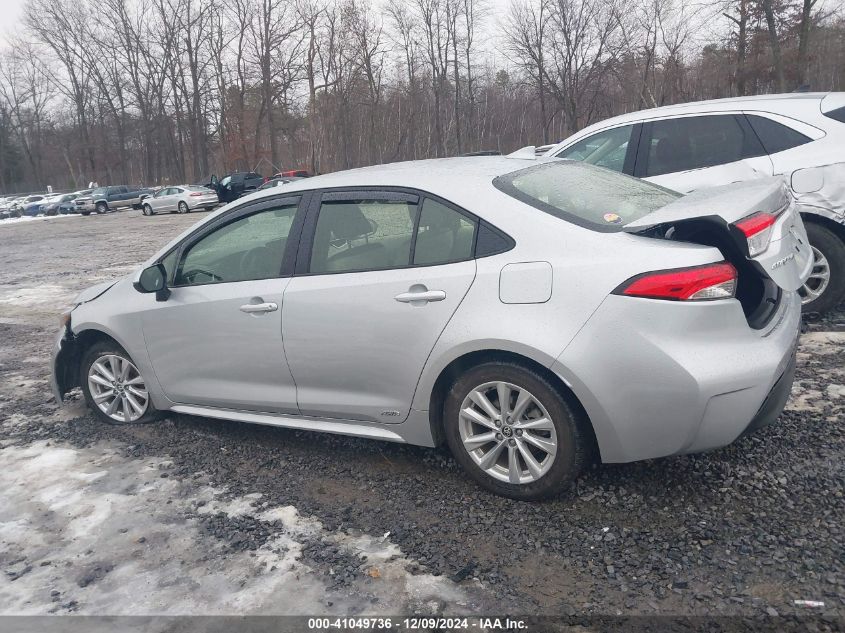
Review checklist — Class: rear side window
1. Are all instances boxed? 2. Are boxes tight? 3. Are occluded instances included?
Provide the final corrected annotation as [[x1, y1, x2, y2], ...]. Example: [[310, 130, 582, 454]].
[[823, 106, 845, 123], [493, 161, 680, 232], [310, 199, 418, 273], [746, 114, 812, 154], [642, 115, 761, 177], [556, 125, 634, 173], [413, 199, 476, 265]]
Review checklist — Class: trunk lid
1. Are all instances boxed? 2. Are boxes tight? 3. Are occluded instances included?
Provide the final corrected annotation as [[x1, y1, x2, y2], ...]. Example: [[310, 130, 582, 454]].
[[625, 178, 813, 292]]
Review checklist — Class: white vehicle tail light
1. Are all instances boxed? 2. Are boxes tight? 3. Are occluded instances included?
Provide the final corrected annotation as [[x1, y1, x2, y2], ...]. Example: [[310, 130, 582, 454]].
[[733, 207, 785, 257], [189, 192, 204, 197], [615, 262, 738, 301]]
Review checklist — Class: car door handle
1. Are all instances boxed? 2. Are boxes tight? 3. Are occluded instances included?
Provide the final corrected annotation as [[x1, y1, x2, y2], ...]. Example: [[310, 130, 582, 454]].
[[394, 289, 446, 304], [239, 302, 278, 314]]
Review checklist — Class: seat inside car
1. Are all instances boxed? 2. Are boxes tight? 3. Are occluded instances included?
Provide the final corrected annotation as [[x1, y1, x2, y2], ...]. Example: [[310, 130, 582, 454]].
[[320, 205, 389, 272], [415, 202, 460, 264], [653, 135, 692, 174]]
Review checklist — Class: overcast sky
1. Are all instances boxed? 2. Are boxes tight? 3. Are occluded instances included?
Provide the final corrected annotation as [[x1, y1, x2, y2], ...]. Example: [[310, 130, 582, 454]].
[[1, 0, 26, 39]]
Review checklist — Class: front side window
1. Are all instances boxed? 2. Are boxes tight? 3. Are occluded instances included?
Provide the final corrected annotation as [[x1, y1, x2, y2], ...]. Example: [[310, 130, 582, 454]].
[[310, 199, 418, 273], [174, 203, 298, 286], [413, 198, 476, 265], [493, 161, 680, 231], [557, 125, 634, 173], [643, 115, 756, 177]]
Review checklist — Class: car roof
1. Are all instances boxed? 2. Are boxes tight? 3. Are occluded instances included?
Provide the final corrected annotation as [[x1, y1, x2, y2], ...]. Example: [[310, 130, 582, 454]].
[[579, 92, 830, 130], [260, 156, 544, 199]]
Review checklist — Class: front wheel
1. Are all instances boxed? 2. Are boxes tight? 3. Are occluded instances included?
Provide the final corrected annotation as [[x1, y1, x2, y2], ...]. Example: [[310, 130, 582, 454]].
[[799, 222, 845, 315], [444, 361, 588, 500], [95, 202, 108, 214], [81, 341, 159, 425], [142, 204, 154, 216], [177, 201, 189, 214]]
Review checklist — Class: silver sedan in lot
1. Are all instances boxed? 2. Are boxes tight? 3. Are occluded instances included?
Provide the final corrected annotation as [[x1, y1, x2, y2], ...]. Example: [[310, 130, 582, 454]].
[[141, 185, 218, 216], [51, 156, 811, 499]]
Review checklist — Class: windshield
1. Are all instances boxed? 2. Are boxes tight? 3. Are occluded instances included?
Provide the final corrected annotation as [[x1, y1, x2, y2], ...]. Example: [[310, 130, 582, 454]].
[[493, 161, 680, 231], [91, 188, 107, 196]]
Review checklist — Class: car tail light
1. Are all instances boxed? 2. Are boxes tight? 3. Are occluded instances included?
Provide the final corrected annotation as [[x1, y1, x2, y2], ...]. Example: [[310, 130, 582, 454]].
[[615, 262, 738, 301], [733, 207, 785, 257], [189, 192, 203, 197]]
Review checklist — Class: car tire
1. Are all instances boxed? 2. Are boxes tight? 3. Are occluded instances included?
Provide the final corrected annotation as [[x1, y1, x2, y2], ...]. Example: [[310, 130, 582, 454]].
[[800, 221, 845, 315], [443, 361, 588, 500], [81, 211, 90, 216], [177, 201, 189, 214], [95, 202, 108, 214], [142, 204, 154, 216], [80, 341, 160, 426]]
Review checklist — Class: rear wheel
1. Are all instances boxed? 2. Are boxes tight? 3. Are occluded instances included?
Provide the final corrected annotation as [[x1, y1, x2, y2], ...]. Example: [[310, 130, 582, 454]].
[[444, 361, 587, 500], [800, 222, 845, 315], [81, 341, 159, 425], [178, 201, 189, 214]]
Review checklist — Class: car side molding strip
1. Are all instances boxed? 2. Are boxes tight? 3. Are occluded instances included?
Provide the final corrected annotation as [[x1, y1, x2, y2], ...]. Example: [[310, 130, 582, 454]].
[[169, 405, 407, 443]]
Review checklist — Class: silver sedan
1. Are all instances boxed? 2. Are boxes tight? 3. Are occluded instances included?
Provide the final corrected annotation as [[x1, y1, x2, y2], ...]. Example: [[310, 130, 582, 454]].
[[141, 185, 218, 216], [51, 155, 811, 499]]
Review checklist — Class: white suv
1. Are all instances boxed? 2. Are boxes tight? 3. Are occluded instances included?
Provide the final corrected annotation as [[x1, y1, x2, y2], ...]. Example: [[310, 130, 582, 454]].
[[543, 92, 845, 314]]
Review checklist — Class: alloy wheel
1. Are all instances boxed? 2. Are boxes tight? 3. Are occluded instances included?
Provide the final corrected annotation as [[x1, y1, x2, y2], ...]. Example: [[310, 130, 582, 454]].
[[458, 381, 557, 484], [798, 245, 831, 305], [87, 354, 149, 423]]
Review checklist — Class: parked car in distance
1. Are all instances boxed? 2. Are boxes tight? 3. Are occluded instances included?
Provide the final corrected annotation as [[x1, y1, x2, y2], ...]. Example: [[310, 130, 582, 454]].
[[258, 176, 301, 190], [543, 92, 845, 315], [24, 194, 57, 217], [39, 193, 79, 216], [142, 185, 219, 216], [0, 196, 23, 219], [66, 190, 93, 214], [18, 195, 47, 217], [202, 172, 264, 203], [52, 156, 810, 500], [75, 185, 153, 215], [272, 169, 311, 178]]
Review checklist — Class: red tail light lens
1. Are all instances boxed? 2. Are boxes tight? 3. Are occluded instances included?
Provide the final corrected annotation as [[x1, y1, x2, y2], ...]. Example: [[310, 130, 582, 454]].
[[616, 262, 738, 301], [189, 192, 203, 197], [733, 208, 784, 257]]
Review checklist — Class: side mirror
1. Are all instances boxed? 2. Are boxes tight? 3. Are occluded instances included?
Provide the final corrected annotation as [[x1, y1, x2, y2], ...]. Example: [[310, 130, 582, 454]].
[[134, 263, 171, 301]]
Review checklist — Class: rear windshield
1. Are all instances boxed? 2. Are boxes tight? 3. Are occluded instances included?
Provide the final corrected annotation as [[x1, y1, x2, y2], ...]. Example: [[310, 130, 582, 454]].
[[493, 161, 680, 231], [185, 185, 210, 192]]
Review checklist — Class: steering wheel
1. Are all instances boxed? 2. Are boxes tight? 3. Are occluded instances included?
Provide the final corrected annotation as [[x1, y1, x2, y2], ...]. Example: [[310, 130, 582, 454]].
[[182, 268, 223, 283], [240, 247, 271, 278]]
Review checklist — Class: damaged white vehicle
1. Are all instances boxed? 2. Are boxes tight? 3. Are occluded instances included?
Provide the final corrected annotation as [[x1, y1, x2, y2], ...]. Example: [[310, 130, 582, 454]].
[[543, 92, 845, 315]]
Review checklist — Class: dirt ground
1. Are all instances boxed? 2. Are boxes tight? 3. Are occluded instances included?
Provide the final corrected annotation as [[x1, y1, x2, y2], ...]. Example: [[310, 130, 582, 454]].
[[0, 210, 843, 624]]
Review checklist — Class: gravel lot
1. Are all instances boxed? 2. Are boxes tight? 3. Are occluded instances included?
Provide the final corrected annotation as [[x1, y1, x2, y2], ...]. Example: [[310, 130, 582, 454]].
[[0, 210, 843, 623]]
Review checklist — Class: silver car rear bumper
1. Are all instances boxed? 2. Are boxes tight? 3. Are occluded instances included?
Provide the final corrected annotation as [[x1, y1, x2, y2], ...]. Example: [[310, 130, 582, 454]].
[[553, 291, 802, 463]]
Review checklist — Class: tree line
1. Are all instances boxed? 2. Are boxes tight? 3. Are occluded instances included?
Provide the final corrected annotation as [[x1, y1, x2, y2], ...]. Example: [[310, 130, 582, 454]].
[[0, 0, 842, 193]]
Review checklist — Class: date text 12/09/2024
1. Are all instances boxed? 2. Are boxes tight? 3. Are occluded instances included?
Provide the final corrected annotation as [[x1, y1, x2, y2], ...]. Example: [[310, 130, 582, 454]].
[[307, 617, 528, 630]]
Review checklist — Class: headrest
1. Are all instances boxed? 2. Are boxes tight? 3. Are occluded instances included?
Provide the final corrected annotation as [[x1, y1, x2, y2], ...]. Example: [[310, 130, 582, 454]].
[[324, 204, 373, 240], [655, 136, 690, 165]]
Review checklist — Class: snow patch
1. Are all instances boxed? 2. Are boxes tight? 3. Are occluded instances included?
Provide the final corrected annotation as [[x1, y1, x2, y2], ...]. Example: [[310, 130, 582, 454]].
[[0, 284, 76, 308], [0, 440, 484, 615]]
